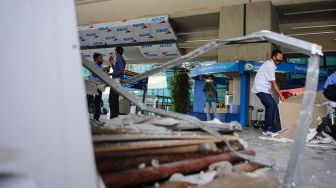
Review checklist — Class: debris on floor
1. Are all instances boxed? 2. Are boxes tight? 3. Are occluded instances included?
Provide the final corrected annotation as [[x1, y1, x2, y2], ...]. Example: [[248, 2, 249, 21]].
[[278, 91, 328, 139], [91, 115, 278, 188], [258, 136, 294, 143]]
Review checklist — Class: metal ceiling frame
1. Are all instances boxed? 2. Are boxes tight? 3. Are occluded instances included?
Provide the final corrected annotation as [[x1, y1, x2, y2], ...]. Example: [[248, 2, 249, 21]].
[[82, 30, 323, 188]]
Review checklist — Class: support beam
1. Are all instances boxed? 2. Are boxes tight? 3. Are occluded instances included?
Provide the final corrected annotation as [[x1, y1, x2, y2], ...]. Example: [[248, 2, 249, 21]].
[[238, 62, 250, 128]]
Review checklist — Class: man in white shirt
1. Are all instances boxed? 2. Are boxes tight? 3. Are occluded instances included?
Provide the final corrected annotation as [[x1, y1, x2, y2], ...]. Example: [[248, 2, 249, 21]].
[[252, 50, 285, 135]]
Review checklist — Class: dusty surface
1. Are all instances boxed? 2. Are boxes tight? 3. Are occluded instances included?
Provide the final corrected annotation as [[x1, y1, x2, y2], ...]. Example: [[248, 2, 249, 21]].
[[238, 128, 336, 188], [97, 115, 336, 187]]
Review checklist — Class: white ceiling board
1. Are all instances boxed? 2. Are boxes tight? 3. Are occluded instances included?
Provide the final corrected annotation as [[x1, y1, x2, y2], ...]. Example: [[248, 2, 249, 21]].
[[78, 15, 177, 47], [81, 43, 181, 62], [123, 46, 145, 60]]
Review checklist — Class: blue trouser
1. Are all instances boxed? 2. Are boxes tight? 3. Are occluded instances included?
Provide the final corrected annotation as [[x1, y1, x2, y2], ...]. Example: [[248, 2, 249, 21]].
[[256, 92, 280, 132], [205, 101, 218, 121]]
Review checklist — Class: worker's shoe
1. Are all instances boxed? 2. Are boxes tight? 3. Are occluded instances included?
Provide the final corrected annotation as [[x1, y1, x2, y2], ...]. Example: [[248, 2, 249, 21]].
[[262, 131, 270, 136], [315, 116, 336, 143], [308, 132, 334, 144], [321, 127, 336, 143], [267, 131, 279, 137], [262, 131, 279, 137], [307, 131, 333, 144], [206, 118, 222, 124]]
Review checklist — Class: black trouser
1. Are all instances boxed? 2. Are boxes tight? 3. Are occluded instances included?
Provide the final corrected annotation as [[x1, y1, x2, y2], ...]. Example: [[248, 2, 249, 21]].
[[323, 84, 336, 102], [87, 90, 102, 120], [109, 87, 119, 119]]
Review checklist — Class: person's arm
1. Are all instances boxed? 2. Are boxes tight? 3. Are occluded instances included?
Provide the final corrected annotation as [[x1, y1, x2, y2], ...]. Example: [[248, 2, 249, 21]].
[[271, 80, 285, 101], [112, 58, 126, 77], [111, 62, 122, 77], [103, 65, 111, 72]]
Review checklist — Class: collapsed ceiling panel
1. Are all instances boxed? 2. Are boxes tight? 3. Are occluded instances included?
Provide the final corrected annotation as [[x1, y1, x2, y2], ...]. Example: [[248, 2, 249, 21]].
[[139, 43, 181, 59], [81, 43, 181, 61]]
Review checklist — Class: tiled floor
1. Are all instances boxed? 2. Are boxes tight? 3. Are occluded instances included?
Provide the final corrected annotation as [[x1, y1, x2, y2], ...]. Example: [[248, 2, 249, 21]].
[[239, 128, 336, 188]]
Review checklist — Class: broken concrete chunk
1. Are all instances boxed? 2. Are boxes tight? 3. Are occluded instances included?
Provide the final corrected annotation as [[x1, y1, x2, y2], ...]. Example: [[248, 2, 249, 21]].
[[151, 159, 160, 168], [150, 118, 180, 127], [208, 161, 233, 176], [138, 163, 146, 169], [169, 171, 217, 185]]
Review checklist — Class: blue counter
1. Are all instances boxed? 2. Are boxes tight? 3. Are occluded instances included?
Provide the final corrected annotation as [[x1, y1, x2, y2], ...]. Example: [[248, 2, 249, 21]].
[[187, 112, 240, 122]]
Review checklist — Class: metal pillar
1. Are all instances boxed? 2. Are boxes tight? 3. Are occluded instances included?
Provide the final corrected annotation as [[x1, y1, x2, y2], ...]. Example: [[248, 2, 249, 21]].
[[193, 80, 206, 113], [283, 55, 321, 187], [238, 62, 250, 128]]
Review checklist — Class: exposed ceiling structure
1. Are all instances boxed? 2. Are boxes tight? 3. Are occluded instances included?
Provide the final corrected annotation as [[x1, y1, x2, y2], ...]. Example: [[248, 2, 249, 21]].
[[75, 0, 332, 24], [277, 1, 336, 54], [75, 0, 336, 63]]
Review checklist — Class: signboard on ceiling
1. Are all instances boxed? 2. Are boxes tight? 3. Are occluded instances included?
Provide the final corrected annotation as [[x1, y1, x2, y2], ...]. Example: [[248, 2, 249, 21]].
[[138, 43, 181, 59], [78, 25, 104, 46], [78, 15, 177, 47], [81, 43, 180, 61]]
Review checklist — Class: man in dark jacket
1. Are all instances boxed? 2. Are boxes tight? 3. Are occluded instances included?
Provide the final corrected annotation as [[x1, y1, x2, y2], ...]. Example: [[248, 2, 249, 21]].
[[109, 46, 126, 119]]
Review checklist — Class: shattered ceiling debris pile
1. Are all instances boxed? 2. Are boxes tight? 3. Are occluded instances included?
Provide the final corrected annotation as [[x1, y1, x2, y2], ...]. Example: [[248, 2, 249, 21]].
[[91, 115, 281, 188]]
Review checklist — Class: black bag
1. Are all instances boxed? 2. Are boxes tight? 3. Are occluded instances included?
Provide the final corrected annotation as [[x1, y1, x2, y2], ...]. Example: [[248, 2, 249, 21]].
[[206, 83, 217, 98]]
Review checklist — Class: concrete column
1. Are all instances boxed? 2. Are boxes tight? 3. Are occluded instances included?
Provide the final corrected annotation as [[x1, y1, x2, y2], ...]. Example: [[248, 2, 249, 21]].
[[218, 5, 245, 62], [218, 2, 280, 125], [218, 1, 280, 62]]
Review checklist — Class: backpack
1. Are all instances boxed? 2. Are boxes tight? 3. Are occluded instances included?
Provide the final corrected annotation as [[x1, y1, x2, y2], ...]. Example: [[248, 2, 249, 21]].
[[206, 83, 217, 98]]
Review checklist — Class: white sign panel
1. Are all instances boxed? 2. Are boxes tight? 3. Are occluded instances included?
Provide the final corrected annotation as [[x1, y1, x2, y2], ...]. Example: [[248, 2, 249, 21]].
[[139, 45, 160, 59], [158, 43, 180, 58], [79, 25, 105, 46], [138, 43, 181, 59], [96, 23, 119, 45], [78, 15, 177, 47], [81, 49, 93, 61]]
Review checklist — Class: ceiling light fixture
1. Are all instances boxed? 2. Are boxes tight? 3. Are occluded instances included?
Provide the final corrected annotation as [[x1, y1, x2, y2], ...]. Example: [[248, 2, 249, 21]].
[[289, 31, 336, 36], [284, 8, 336, 16], [291, 24, 336, 30]]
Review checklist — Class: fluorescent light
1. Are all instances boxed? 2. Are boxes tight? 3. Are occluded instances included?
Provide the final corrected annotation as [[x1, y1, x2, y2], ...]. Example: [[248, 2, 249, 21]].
[[284, 8, 336, 16], [289, 31, 336, 36], [292, 25, 336, 30], [184, 39, 217, 43]]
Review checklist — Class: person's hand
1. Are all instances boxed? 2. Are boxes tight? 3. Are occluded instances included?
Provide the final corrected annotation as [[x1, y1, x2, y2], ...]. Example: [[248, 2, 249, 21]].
[[109, 60, 114, 66], [279, 94, 285, 101]]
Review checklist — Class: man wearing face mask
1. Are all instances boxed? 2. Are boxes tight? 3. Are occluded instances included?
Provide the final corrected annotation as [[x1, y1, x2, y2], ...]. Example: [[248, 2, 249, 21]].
[[252, 50, 285, 136]]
